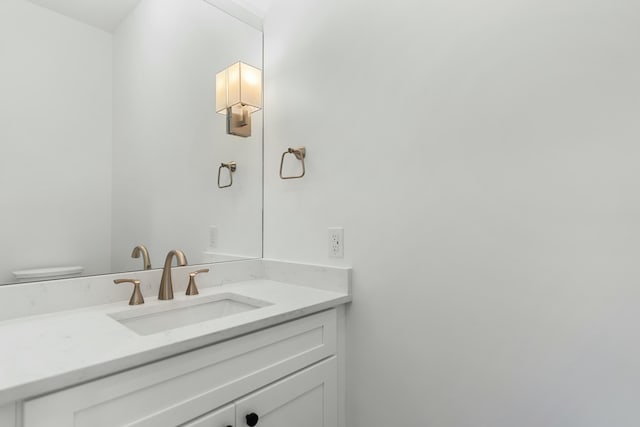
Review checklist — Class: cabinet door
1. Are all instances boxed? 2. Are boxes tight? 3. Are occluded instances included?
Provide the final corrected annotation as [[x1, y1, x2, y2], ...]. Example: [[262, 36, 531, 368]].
[[181, 404, 234, 427], [235, 357, 337, 427]]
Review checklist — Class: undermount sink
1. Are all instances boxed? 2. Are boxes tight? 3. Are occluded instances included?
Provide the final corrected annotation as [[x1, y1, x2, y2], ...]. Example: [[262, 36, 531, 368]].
[[109, 293, 272, 336]]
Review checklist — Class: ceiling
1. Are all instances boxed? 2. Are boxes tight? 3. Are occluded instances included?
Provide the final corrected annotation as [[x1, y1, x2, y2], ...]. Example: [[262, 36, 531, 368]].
[[26, 0, 271, 33], [231, 0, 271, 18], [26, 0, 142, 32]]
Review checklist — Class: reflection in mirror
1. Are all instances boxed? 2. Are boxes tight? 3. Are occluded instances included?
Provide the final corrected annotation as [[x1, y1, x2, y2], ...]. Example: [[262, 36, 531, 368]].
[[0, 0, 263, 285]]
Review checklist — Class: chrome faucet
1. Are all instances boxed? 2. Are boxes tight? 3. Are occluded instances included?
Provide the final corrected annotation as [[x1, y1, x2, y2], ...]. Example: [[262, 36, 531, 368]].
[[158, 250, 188, 300], [131, 244, 151, 270]]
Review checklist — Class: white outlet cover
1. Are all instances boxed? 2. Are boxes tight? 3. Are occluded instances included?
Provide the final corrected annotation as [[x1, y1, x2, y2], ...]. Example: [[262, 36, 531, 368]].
[[209, 226, 218, 248], [328, 227, 344, 258]]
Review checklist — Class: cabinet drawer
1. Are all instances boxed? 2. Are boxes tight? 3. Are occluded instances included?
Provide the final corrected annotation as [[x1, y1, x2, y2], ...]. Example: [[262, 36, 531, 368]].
[[24, 309, 337, 427]]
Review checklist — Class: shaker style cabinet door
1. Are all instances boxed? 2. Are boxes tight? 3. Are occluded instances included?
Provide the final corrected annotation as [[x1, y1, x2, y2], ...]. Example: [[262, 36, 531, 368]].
[[235, 357, 337, 427], [181, 404, 234, 427]]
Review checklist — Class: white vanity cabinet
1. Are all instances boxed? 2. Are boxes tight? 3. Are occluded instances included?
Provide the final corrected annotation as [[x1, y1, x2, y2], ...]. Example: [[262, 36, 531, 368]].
[[22, 309, 339, 427], [185, 357, 336, 427], [233, 357, 336, 427], [0, 403, 16, 426], [182, 404, 235, 427]]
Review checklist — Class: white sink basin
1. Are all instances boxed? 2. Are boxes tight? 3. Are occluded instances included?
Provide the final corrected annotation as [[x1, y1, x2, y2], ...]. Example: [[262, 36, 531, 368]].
[[109, 293, 271, 336]]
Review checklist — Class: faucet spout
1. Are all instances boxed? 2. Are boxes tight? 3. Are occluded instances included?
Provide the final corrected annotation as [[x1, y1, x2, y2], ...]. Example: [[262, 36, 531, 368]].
[[158, 249, 188, 300], [131, 244, 151, 270]]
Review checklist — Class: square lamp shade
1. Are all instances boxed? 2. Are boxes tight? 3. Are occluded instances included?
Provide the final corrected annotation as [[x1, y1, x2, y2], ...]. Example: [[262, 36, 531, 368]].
[[216, 62, 262, 137]]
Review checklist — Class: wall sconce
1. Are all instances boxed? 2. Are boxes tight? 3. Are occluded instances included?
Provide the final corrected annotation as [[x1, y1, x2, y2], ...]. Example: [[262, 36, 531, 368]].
[[216, 61, 262, 137]]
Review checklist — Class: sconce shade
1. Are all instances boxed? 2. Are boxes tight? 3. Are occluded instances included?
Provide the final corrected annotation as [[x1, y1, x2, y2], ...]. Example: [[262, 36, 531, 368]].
[[216, 62, 262, 115], [216, 62, 262, 137]]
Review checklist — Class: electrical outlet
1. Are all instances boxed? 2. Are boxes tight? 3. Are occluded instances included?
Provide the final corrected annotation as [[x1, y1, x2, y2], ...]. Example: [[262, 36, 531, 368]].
[[328, 227, 344, 258], [209, 226, 218, 248]]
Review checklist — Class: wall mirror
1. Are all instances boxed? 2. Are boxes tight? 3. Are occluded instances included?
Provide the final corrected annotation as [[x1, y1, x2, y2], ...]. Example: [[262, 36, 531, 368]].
[[0, 0, 263, 285]]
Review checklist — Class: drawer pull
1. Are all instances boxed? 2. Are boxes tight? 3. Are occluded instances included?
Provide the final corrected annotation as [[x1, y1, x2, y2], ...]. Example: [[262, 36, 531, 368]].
[[245, 412, 259, 426]]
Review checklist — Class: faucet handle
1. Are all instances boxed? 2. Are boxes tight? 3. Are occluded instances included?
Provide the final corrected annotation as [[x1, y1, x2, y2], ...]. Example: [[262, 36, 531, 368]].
[[186, 268, 209, 296], [114, 279, 144, 305]]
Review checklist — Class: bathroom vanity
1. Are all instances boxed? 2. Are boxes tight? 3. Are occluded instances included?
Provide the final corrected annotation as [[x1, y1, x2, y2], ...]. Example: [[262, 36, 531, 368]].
[[0, 1, 345, 425], [0, 260, 351, 427]]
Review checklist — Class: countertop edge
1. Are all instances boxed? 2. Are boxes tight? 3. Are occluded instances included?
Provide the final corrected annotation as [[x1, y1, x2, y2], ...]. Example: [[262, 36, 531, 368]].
[[0, 294, 351, 406]]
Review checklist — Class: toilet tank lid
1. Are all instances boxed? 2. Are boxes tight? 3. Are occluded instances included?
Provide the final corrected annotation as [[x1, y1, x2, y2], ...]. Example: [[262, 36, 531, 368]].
[[12, 266, 84, 280]]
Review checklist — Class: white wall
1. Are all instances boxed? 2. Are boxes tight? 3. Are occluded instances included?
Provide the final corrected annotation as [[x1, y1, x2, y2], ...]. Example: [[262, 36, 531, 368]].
[[0, 0, 112, 283], [112, 0, 263, 271], [263, 1, 640, 426]]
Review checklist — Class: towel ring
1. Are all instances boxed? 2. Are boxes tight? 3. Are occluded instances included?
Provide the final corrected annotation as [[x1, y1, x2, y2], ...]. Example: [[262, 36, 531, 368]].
[[279, 147, 306, 180], [218, 161, 237, 188]]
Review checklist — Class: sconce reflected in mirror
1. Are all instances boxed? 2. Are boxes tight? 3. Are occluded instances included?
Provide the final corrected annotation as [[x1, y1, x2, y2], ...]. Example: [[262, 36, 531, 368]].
[[216, 62, 262, 137]]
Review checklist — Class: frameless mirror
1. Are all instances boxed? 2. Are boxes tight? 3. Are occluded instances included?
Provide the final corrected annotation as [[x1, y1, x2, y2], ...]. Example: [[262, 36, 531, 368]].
[[0, 0, 263, 285]]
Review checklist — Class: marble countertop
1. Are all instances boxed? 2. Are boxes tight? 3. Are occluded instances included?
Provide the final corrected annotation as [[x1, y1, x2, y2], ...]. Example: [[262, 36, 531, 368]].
[[0, 265, 351, 405]]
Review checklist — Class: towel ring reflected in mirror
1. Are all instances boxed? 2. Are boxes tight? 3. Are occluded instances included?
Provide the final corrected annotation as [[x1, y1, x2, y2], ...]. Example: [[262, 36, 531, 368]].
[[218, 161, 237, 189]]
